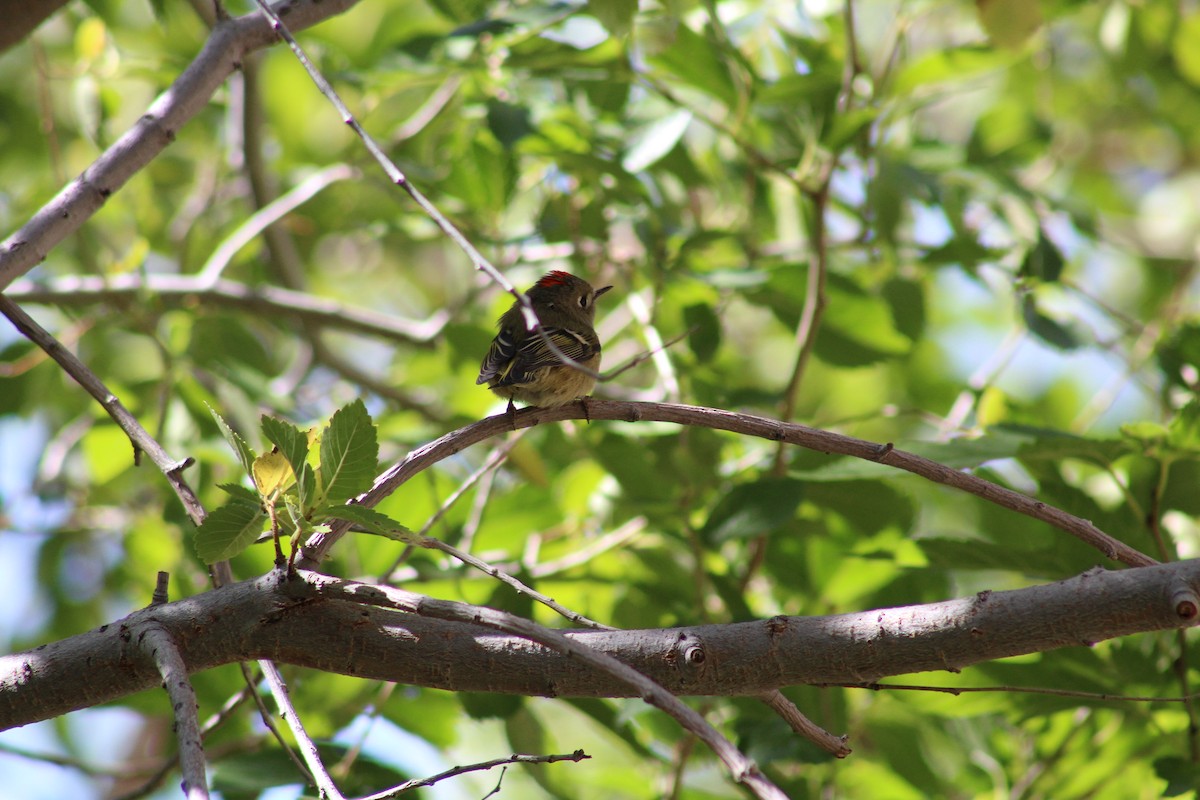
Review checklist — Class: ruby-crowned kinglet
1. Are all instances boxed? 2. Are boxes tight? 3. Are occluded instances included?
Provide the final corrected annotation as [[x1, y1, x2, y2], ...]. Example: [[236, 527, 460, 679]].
[[477, 270, 613, 409]]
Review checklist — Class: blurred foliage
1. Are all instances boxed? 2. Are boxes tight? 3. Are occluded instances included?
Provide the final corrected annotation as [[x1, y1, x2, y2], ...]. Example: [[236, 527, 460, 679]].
[[1, 0, 1199, 798]]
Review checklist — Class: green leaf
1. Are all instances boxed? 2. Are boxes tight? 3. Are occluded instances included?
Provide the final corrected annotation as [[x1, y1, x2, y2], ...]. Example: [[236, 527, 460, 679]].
[[977, 0, 1044, 49], [210, 406, 256, 478], [1021, 294, 1080, 350], [882, 278, 926, 341], [1166, 399, 1200, 452], [892, 46, 1014, 94], [1157, 756, 1200, 797], [682, 302, 721, 362], [646, 22, 738, 107], [1018, 229, 1065, 282], [816, 276, 913, 366], [1172, 11, 1200, 87], [622, 109, 692, 173], [486, 98, 534, 149], [217, 483, 259, 505], [325, 504, 414, 542], [701, 476, 805, 544], [825, 107, 880, 151], [318, 399, 379, 505], [587, 0, 636, 37], [460, 692, 523, 720], [194, 501, 267, 564]]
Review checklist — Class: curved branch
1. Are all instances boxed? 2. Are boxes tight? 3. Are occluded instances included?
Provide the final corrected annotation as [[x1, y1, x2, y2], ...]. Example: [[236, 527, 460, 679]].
[[298, 400, 1155, 569], [0, 0, 363, 291]]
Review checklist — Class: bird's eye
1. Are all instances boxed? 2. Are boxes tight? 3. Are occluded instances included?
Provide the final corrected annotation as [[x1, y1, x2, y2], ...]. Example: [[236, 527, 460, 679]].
[[578, 295, 589, 308]]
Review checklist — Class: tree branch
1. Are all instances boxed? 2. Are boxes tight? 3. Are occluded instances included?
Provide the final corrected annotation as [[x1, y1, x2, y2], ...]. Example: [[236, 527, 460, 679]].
[[0, 0, 363, 292], [5, 274, 448, 345], [137, 624, 208, 800], [298, 400, 1156, 569], [5, 561, 1197, 731]]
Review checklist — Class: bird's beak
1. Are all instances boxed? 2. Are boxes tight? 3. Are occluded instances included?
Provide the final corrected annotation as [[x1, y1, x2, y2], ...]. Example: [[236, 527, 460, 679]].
[[595, 285, 613, 299]]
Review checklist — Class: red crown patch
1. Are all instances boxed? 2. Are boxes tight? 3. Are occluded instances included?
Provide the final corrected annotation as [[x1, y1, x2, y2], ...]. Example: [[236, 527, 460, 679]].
[[537, 270, 572, 287]]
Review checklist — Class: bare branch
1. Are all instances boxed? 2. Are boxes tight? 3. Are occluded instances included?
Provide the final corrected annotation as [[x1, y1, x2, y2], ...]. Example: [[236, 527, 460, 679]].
[[259, 659, 345, 799], [5, 562, 1199, 727], [137, 624, 208, 799], [198, 163, 358, 285], [0, 0, 364, 292], [6, 274, 447, 345], [360, 750, 590, 800], [298, 401, 1155, 569], [758, 690, 850, 758]]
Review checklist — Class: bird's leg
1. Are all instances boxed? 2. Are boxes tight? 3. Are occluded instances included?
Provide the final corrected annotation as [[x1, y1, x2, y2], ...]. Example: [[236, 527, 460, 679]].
[[506, 399, 518, 430], [579, 395, 592, 423]]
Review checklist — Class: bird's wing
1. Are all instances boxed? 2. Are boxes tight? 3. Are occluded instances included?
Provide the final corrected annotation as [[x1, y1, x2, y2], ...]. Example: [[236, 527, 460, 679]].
[[477, 327, 518, 385], [484, 326, 598, 387]]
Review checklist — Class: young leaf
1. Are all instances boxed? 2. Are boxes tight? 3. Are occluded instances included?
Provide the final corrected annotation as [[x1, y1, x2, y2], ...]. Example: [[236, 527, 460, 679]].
[[261, 415, 310, 479], [209, 406, 256, 478], [194, 501, 267, 564], [319, 399, 379, 505], [252, 449, 294, 497]]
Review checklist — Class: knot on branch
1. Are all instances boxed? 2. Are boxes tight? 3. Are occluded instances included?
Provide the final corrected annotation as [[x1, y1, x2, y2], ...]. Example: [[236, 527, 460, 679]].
[[1171, 585, 1200, 621], [668, 631, 708, 682]]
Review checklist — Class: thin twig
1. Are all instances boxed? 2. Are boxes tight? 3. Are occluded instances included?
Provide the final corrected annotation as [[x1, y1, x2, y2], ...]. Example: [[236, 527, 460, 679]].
[[836, 681, 1200, 703], [237, 662, 312, 781], [0, 297, 218, 564], [383, 436, 523, 581], [413, 534, 612, 629], [6, 274, 448, 344], [528, 516, 647, 579], [199, 163, 359, 284], [249, 0, 610, 384], [758, 690, 850, 757], [625, 291, 680, 400], [360, 750, 590, 800], [258, 658, 345, 799]]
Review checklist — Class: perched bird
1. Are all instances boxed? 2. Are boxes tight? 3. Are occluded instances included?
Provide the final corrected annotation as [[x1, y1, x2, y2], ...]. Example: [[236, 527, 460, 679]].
[[477, 270, 612, 411]]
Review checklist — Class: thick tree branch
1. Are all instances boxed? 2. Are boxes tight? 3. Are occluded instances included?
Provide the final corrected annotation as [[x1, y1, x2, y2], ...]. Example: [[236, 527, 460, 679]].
[[4, 561, 1197, 731], [0, 0, 363, 292], [298, 401, 1155, 569], [0, 0, 68, 54]]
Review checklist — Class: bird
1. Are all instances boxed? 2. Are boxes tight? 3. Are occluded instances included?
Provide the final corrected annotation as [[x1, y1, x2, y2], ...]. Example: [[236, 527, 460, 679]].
[[477, 270, 612, 413]]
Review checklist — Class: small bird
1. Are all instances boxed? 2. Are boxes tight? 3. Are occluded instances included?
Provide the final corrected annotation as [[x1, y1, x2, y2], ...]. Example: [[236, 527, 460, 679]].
[[477, 270, 612, 411]]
